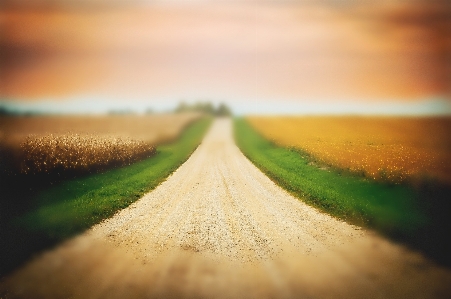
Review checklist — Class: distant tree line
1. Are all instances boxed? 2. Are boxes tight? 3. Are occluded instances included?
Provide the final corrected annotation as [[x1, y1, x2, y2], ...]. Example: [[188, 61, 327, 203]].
[[0, 102, 231, 116], [0, 106, 39, 116], [0, 106, 11, 116], [175, 101, 232, 116]]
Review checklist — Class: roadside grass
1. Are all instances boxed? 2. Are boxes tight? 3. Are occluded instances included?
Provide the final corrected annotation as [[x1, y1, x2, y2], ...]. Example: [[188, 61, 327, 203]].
[[234, 118, 451, 266], [0, 117, 212, 277]]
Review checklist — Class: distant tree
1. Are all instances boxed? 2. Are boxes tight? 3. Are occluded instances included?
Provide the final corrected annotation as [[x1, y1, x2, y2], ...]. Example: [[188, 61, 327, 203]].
[[0, 106, 15, 116], [202, 102, 215, 114], [175, 101, 189, 113], [215, 103, 232, 116], [194, 101, 215, 114], [0, 107, 9, 116], [174, 101, 232, 116]]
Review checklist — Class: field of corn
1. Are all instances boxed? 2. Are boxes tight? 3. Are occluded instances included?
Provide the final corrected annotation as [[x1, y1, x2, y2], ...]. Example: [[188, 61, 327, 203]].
[[0, 113, 201, 176], [247, 116, 451, 184]]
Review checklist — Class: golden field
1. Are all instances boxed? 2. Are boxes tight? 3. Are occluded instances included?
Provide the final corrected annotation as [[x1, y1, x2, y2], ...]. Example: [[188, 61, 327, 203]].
[[0, 113, 201, 175], [248, 116, 451, 184]]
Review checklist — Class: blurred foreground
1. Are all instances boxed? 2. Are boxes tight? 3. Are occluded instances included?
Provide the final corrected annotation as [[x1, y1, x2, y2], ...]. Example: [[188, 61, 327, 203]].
[[2, 237, 451, 299]]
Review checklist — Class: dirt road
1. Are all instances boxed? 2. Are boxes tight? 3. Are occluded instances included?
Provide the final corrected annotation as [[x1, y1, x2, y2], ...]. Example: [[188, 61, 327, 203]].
[[1, 118, 451, 298]]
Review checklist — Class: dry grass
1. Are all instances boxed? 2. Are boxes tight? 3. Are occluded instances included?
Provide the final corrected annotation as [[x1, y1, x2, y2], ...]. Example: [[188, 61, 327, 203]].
[[0, 113, 201, 175], [20, 134, 155, 175], [247, 116, 451, 184]]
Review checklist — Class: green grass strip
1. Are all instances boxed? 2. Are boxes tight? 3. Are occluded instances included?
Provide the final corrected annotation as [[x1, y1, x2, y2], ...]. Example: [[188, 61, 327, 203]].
[[234, 118, 426, 232], [18, 117, 212, 238], [235, 118, 451, 266]]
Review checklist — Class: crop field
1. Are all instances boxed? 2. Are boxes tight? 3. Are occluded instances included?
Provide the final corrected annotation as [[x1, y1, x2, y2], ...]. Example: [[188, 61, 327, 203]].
[[19, 134, 155, 175], [235, 118, 451, 267], [0, 117, 212, 276], [247, 116, 451, 184], [0, 113, 201, 175]]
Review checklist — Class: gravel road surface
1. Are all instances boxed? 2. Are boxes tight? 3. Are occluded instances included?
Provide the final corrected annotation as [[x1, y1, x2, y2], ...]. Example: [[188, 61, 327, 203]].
[[1, 118, 450, 298]]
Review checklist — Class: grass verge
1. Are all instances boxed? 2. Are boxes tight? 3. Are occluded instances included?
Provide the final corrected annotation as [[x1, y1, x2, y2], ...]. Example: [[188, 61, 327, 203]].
[[234, 118, 451, 266], [0, 117, 212, 276]]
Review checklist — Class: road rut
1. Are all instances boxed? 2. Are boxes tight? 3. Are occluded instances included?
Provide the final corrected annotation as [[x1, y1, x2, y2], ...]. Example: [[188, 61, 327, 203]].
[[1, 118, 451, 298]]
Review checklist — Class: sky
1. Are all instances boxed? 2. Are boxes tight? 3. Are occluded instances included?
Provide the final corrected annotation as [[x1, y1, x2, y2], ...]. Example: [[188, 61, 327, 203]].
[[1, 0, 450, 114]]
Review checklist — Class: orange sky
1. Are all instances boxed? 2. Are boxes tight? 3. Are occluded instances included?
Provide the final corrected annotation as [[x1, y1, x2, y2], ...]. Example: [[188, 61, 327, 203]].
[[1, 0, 450, 105]]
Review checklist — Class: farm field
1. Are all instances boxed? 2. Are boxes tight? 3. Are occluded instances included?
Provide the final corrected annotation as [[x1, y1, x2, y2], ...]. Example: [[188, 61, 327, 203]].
[[2, 119, 450, 298], [0, 116, 212, 277], [235, 118, 451, 267], [247, 116, 451, 184], [0, 113, 201, 175], [0, 113, 201, 145]]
